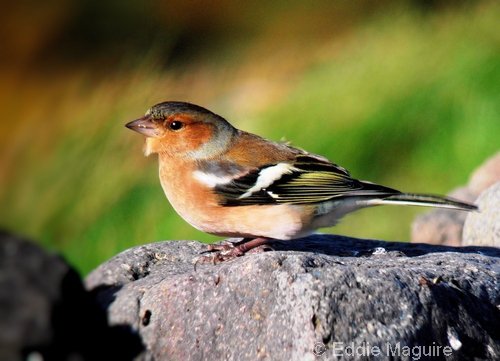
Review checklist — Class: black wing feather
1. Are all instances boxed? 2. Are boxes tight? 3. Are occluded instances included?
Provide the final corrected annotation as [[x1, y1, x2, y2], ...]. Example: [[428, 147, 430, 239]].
[[215, 154, 401, 206]]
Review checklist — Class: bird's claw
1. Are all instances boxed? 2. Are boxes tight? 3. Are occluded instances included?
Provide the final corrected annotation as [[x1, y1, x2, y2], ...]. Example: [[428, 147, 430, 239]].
[[194, 239, 274, 270]]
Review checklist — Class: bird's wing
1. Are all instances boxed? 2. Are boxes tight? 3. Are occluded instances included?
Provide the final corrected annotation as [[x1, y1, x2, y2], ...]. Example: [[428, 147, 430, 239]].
[[215, 154, 401, 206]]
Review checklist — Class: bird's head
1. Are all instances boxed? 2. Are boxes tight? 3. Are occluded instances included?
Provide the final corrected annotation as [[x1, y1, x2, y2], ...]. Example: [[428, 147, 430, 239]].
[[126, 101, 237, 158]]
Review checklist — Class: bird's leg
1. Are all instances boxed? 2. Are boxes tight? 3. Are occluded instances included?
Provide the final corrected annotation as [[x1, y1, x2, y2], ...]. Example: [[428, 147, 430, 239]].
[[196, 237, 273, 267], [207, 237, 271, 253], [234, 237, 273, 253]]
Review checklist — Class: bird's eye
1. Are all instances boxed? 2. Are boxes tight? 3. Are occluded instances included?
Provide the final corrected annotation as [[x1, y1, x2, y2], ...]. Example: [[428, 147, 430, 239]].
[[169, 120, 184, 131]]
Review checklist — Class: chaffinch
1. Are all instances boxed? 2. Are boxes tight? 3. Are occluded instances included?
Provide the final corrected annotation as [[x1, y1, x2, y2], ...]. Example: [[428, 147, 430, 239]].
[[126, 101, 477, 263]]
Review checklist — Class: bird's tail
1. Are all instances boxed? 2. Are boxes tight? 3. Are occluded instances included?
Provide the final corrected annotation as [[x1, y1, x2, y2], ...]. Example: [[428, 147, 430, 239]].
[[376, 193, 478, 212]]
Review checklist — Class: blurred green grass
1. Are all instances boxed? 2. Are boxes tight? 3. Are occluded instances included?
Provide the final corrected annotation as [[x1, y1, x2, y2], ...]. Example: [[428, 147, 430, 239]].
[[1, 2, 499, 275]]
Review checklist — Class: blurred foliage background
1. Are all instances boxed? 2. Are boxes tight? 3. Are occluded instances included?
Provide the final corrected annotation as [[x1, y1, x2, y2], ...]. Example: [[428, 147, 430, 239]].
[[1, 0, 499, 275]]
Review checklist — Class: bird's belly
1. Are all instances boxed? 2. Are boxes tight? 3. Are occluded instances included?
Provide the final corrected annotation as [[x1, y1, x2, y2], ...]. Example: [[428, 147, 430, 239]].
[[193, 203, 313, 240]]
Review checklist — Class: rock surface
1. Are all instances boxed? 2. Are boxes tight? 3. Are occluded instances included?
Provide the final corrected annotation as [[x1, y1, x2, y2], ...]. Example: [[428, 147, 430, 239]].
[[86, 235, 500, 361], [0, 231, 143, 361], [463, 182, 500, 247]]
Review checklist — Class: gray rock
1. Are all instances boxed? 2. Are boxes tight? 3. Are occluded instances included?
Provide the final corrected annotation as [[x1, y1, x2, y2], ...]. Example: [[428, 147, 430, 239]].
[[463, 182, 500, 247], [85, 235, 500, 361]]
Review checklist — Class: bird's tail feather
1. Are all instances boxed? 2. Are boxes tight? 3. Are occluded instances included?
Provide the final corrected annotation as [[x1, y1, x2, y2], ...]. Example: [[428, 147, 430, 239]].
[[375, 193, 478, 212]]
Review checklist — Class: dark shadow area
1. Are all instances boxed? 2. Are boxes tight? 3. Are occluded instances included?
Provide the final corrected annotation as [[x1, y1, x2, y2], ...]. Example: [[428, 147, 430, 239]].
[[409, 278, 500, 360], [0, 231, 144, 361], [266, 234, 500, 259]]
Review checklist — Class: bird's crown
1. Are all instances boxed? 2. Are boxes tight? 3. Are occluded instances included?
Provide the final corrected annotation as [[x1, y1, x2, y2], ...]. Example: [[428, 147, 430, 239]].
[[146, 101, 222, 123]]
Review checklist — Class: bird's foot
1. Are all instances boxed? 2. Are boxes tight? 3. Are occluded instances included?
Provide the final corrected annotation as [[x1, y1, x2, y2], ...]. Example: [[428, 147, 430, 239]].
[[195, 237, 272, 269]]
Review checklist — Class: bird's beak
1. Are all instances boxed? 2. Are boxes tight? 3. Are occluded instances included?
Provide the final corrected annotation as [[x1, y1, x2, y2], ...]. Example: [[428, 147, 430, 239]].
[[125, 116, 158, 138]]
